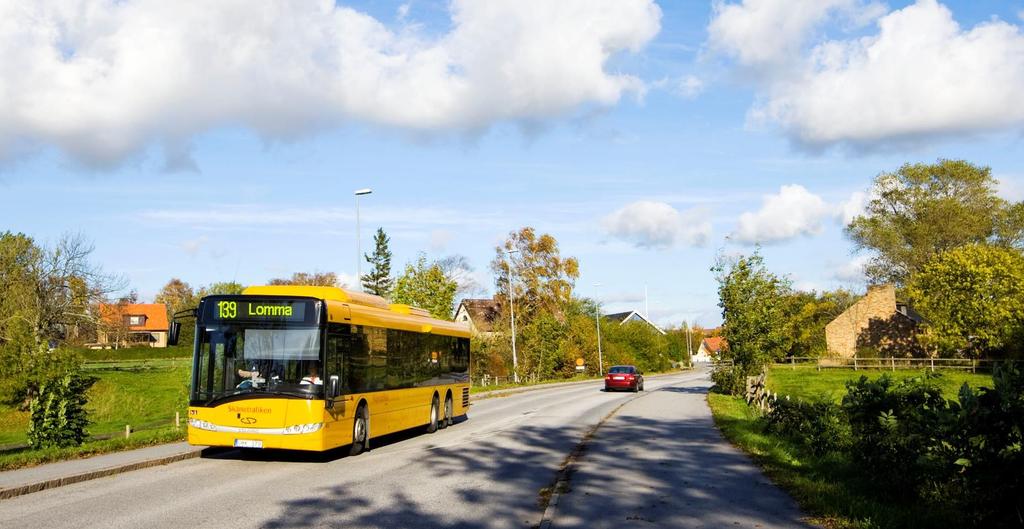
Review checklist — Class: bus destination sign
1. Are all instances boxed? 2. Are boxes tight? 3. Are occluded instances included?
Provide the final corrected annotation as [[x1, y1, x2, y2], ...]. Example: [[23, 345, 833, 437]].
[[207, 299, 308, 323]]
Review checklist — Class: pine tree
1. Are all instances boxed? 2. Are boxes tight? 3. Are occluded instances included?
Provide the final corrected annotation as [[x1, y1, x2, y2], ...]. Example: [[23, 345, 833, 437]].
[[362, 227, 394, 297]]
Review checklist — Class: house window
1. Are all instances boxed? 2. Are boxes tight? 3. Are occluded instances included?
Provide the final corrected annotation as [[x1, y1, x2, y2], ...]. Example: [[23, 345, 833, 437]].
[[128, 315, 145, 326]]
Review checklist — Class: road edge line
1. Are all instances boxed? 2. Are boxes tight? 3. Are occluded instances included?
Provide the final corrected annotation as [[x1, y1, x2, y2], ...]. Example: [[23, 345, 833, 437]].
[[0, 450, 201, 501]]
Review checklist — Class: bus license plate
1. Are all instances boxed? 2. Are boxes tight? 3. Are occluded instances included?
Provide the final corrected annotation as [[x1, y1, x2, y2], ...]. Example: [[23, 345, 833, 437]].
[[234, 439, 263, 449]]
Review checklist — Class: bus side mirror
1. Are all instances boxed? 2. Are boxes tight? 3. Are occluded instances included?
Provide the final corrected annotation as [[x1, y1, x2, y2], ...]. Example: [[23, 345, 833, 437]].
[[168, 321, 181, 346], [328, 375, 340, 398]]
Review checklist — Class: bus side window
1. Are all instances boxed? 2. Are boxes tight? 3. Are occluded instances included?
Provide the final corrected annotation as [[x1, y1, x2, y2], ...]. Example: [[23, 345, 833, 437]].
[[326, 323, 349, 393], [348, 327, 370, 393]]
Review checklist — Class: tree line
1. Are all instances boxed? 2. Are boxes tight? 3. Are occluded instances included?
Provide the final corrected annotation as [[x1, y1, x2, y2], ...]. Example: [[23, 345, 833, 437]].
[[714, 159, 1024, 392]]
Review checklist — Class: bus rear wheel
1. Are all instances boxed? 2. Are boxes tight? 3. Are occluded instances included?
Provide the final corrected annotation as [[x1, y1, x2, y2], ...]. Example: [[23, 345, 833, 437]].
[[349, 404, 369, 456], [426, 396, 439, 433]]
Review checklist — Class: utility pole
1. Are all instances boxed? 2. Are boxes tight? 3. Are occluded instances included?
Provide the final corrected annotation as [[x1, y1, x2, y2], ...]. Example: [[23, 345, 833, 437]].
[[354, 188, 373, 291], [594, 283, 604, 375], [506, 250, 519, 383]]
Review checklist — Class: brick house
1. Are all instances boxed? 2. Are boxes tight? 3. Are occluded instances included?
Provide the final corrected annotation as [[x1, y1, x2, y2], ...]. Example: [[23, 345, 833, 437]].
[[97, 303, 170, 348], [824, 285, 925, 357]]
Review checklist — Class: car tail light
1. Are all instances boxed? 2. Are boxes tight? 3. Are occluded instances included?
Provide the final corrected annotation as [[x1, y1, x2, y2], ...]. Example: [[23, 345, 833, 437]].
[[626, 375, 635, 380]]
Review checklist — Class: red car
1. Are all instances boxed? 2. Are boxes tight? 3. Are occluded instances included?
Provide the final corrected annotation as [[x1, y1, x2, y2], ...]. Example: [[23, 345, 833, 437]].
[[604, 365, 644, 392]]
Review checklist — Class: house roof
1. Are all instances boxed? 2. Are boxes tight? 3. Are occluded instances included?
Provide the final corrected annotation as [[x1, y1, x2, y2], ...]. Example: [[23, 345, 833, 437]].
[[456, 298, 502, 333], [602, 310, 666, 335], [702, 336, 726, 353], [99, 303, 169, 332]]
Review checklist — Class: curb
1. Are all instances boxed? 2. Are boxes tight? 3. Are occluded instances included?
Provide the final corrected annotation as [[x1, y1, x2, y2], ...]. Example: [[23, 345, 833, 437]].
[[0, 449, 201, 501]]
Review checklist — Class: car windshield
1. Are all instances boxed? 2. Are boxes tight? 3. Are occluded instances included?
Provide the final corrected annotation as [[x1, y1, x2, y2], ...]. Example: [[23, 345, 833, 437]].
[[192, 324, 323, 404], [608, 366, 634, 374]]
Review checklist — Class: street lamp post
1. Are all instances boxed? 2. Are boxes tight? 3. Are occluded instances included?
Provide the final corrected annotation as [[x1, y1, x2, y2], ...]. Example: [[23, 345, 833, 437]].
[[505, 249, 519, 384], [354, 188, 373, 291], [594, 283, 604, 375]]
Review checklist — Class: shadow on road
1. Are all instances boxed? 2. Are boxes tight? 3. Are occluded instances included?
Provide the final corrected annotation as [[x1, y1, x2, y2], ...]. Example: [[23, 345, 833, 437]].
[[251, 377, 809, 529]]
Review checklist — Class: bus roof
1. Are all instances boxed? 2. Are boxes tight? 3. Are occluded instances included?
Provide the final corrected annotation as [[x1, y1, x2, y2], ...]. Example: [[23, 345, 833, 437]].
[[240, 285, 471, 338]]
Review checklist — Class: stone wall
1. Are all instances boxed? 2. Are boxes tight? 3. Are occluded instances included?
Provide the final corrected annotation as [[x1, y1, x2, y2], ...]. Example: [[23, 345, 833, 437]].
[[825, 285, 897, 358]]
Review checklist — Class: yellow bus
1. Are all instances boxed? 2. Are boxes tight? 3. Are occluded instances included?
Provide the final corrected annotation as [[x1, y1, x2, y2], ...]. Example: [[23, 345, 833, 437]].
[[183, 285, 471, 455]]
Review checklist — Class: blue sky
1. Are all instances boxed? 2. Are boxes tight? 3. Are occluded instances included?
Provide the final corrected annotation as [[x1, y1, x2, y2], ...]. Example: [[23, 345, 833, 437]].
[[1, 0, 1023, 327]]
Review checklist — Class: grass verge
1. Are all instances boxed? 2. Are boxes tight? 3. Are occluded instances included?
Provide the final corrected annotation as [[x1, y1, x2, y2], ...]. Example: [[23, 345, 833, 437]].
[[0, 427, 186, 471], [766, 365, 992, 402], [708, 392, 962, 529]]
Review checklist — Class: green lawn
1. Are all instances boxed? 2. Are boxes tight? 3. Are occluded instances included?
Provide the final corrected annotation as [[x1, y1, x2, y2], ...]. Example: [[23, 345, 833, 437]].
[[0, 358, 191, 447], [76, 345, 192, 361], [766, 365, 992, 402]]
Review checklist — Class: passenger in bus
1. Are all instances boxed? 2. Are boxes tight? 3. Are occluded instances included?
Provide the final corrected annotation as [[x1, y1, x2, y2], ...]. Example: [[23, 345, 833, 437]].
[[301, 364, 323, 385]]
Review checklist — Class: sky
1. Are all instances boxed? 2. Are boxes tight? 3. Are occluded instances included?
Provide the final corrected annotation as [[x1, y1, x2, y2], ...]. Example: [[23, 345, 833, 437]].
[[1, 0, 1023, 328]]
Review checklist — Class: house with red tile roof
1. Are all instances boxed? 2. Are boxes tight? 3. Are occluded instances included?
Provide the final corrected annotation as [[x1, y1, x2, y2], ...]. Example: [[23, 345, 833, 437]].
[[97, 303, 170, 348], [693, 336, 726, 363]]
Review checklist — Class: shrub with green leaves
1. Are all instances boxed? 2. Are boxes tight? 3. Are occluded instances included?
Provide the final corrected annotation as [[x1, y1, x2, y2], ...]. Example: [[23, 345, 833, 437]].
[[764, 397, 850, 456], [841, 373, 949, 498], [710, 365, 747, 395], [26, 369, 97, 449]]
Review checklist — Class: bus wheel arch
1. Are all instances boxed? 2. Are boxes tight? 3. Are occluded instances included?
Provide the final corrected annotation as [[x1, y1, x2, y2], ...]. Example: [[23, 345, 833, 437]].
[[349, 400, 370, 456]]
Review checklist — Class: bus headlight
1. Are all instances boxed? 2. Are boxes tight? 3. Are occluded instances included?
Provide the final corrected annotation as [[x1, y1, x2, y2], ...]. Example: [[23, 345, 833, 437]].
[[283, 422, 323, 435], [189, 418, 216, 431]]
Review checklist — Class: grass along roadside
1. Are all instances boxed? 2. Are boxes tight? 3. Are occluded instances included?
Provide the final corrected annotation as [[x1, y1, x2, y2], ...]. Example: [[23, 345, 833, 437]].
[[707, 392, 958, 529], [470, 367, 691, 395], [0, 427, 186, 471]]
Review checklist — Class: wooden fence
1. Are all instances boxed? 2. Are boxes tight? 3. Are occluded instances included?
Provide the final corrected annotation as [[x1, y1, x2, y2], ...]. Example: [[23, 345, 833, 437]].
[[714, 357, 1018, 373]]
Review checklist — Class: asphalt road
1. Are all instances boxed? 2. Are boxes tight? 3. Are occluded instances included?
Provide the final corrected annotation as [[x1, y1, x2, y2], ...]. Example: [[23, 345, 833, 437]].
[[0, 370, 811, 529]]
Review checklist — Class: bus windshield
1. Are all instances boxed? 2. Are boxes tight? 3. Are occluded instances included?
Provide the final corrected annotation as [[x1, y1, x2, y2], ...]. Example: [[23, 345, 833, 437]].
[[192, 324, 323, 404]]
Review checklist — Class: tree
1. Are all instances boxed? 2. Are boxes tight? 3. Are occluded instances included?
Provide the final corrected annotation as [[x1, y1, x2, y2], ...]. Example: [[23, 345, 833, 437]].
[[268, 271, 339, 287], [846, 159, 1024, 286], [198, 281, 245, 296], [782, 289, 858, 358], [437, 254, 484, 299], [361, 228, 394, 297], [906, 244, 1024, 358], [489, 227, 579, 323], [391, 254, 458, 320], [712, 251, 790, 392], [155, 278, 198, 348]]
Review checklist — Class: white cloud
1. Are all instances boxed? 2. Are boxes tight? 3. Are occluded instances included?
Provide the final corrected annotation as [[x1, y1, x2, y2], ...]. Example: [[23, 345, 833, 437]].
[[0, 0, 661, 168], [429, 229, 454, 252], [707, 0, 884, 74], [602, 201, 711, 249], [838, 190, 869, 225], [832, 254, 870, 283], [997, 174, 1024, 202], [676, 75, 704, 99], [733, 184, 830, 244], [710, 0, 1024, 149], [181, 235, 209, 256]]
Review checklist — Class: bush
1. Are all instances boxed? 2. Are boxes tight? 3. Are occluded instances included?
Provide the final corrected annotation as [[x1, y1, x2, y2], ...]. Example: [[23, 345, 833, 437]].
[[842, 373, 949, 499], [26, 367, 97, 449], [710, 365, 747, 395], [764, 397, 850, 456]]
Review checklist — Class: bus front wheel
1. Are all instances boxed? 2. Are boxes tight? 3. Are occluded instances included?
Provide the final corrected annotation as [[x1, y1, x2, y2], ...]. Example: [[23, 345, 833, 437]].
[[349, 404, 369, 456]]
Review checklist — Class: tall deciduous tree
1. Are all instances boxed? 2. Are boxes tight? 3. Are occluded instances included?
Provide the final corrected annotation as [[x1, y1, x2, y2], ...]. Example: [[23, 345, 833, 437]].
[[713, 251, 791, 377], [489, 227, 579, 322], [155, 278, 198, 348], [361, 228, 394, 297], [391, 254, 458, 320], [907, 244, 1024, 358], [846, 159, 1024, 286]]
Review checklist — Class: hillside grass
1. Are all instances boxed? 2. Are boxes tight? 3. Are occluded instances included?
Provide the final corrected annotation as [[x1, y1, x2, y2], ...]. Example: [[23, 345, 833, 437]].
[[0, 358, 190, 447]]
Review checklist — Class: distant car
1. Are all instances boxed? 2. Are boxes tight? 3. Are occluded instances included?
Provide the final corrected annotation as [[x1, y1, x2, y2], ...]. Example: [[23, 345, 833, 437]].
[[604, 365, 644, 392]]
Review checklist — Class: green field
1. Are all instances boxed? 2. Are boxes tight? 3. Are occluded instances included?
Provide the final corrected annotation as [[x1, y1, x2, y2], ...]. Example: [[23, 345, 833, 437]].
[[766, 365, 992, 402], [0, 358, 191, 447]]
